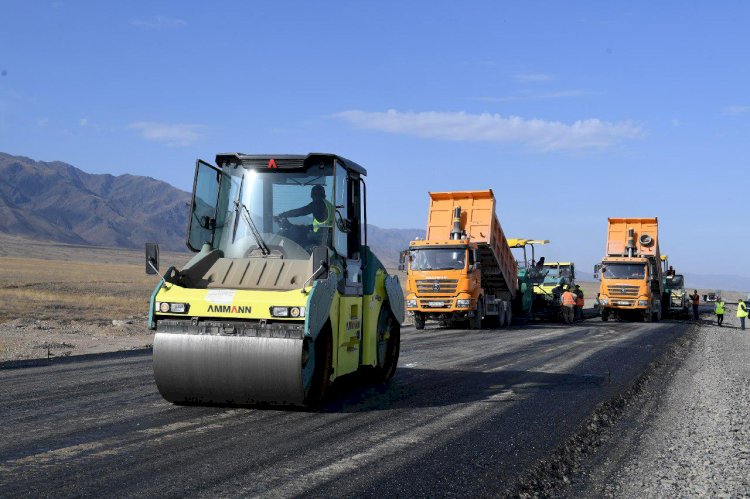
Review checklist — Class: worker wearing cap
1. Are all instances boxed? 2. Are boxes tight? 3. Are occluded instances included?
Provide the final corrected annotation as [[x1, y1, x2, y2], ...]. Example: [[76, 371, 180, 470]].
[[689, 290, 700, 320], [561, 285, 576, 324], [714, 297, 726, 327], [738, 298, 748, 331], [275, 184, 334, 244], [574, 284, 585, 322]]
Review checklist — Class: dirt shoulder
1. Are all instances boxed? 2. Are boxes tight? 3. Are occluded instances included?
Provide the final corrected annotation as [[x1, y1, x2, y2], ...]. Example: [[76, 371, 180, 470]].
[[570, 314, 750, 496]]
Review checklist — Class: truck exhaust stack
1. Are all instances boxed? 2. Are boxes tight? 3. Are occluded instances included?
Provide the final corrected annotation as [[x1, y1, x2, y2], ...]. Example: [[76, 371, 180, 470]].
[[450, 206, 462, 240], [626, 228, 636, 257]]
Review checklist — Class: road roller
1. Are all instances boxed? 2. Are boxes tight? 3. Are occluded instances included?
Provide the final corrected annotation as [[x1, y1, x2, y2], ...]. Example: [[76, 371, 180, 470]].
[[145, 153, 404, 406]]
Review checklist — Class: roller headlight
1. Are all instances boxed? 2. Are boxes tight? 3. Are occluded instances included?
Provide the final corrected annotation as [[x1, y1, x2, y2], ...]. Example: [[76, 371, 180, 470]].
[[156, 302, 188, 314], [456, 299, 472, 308], [270, 306, 306, 318], [406, 299, 417, 308]]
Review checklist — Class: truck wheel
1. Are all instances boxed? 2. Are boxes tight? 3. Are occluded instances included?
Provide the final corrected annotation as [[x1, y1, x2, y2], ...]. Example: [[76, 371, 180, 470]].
[[644, 310, 652, 322], [653, 308, 662, 322], [372, 305, 400, 382], [601, 309, 609, 322], [413, 312, 425, 330], [506, 308, 513, 327], [469, 299, 483, 330]]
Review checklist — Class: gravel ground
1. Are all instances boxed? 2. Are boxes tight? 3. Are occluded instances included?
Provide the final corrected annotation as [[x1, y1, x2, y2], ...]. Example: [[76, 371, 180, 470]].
[[0, 317, 152, 362], [573, 313, 750, 497]]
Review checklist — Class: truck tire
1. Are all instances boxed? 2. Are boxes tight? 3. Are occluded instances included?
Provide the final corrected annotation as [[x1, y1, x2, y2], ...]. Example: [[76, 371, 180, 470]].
[[413, 312, 425, 330], [469, 299, 483, 330], [601, 309, 609, 322], [506, 308, 513, 327], [371, 305, 400, 382]]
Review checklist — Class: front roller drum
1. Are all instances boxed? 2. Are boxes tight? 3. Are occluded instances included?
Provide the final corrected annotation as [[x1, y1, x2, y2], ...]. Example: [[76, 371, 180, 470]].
[[153, 331, 330, 406]]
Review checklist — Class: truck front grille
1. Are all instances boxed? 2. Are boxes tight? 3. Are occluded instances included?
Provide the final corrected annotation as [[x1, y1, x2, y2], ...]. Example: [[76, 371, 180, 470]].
[[418, 299, 452, 309], [608, 285, 640, 296], [416, 279, 458, 294]]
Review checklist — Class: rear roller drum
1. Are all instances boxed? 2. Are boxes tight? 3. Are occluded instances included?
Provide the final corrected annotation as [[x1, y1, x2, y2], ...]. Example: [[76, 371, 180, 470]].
[[372, 305, 400, 382]]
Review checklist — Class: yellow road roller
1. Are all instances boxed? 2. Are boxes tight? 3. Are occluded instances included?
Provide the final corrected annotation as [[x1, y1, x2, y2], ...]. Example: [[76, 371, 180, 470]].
[[145, 153, 404, 406]]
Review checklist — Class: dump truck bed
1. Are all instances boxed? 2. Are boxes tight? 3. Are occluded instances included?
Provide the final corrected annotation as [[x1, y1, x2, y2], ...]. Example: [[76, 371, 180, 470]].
[[427, 190, 518, 298], [606, 218, 660, 257]]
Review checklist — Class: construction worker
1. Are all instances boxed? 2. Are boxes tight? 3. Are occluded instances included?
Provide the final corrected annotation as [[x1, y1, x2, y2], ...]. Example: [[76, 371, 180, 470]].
[[574, 284, 585, 322], [275, 184, 334, 245], [689, 289, 700, 320], [714, 296, 726, 327], [561, 285, 576, 324], [738, 298, 748, 331]]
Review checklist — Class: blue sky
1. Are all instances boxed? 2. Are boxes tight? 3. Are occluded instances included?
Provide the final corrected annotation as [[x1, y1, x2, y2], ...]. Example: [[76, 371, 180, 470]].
[[1, 1, 748, 278]]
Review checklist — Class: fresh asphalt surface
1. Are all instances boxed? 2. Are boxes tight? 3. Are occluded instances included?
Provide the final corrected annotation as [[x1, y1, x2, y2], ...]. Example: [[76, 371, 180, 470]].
[[0, 317, 690, 497]]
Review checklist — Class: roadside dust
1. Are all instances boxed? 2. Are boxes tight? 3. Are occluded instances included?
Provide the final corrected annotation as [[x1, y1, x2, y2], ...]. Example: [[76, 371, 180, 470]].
[[0, 317, 153, 362]]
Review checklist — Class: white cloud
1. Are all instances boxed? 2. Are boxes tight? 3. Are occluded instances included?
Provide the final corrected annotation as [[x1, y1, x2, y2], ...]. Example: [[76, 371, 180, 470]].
[[129, 121, 204, 146], [334, 109, 642, 151], [79, 117, 88, 127], [514, 73, 553, 82], [131, 16, 187, 29], [722, 105, 750, 115]]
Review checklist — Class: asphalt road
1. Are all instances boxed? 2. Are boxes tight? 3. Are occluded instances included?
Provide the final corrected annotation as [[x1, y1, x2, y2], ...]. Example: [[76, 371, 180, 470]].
[[0, 318, 689, 497]]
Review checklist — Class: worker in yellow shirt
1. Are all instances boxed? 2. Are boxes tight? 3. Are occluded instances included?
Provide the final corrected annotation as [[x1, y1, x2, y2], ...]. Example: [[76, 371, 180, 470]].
[[738, 298, 748, 331], [714, 297, 726, 327]]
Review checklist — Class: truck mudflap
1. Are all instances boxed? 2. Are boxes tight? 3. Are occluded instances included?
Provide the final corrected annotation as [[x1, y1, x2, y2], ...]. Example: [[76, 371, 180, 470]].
[[153, 328, 307, 405]]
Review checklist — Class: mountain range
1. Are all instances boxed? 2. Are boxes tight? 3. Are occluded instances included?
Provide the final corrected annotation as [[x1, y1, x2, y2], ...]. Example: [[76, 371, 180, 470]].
[[0, 152, 422, 264]]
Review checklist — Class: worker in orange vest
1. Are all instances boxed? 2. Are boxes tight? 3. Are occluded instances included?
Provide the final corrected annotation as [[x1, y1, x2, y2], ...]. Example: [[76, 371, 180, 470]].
[[561, 285, 576, 324], [689, 289, 700, 320], [574, 284, 585, 322]]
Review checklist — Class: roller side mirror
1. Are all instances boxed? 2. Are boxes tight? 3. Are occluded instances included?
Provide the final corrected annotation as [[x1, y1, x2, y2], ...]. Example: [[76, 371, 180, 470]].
[[145, 242, 159, 275]]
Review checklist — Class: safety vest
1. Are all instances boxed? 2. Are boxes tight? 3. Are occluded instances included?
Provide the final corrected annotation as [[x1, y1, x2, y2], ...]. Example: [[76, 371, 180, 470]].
[[575, 291, 584, 307], [312, 200, 334, 233], [738, 301, 748, 319], [562, 291, 576, 306], [715, 301, 725, 315], [691, 294, 700, 305]]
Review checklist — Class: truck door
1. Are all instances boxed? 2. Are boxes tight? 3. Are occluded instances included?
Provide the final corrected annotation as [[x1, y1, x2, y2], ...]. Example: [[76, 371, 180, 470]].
[[334, 162, 363, 376]]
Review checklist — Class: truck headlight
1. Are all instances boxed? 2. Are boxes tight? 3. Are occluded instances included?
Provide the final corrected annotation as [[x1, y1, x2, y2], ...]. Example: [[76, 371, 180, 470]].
[[406, 299, 417, 308], [638, 300, 649, 307], [456, 299, 472, 308], [270, 306, 305, 318], [600, 298, 609, 305]]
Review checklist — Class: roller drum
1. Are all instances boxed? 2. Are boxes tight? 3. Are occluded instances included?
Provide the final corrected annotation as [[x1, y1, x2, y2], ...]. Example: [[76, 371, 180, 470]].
[[153, 332, 306, 405]]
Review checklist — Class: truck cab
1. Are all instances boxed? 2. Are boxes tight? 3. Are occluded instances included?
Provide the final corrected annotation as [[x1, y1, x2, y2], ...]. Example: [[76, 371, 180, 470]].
[[597, 256, 663, 321]]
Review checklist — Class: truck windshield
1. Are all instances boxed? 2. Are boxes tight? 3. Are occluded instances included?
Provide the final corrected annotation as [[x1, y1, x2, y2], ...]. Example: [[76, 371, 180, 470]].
[[603, 263, 646, 279], [212, 166, 334, 259], [410, 248, 467, 271]]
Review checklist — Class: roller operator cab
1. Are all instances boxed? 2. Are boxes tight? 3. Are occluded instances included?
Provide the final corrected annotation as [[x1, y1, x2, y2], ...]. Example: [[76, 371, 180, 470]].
[[146, 153, 404, 406]]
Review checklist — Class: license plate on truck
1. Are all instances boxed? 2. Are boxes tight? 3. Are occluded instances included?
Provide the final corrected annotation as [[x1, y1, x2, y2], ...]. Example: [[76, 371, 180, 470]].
[[616, 300, 631, 306], [428, 301, 445, 307]]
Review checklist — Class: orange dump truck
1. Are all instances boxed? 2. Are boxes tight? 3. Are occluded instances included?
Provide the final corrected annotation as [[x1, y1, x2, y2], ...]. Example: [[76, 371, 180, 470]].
[[595, 218, 664, 322], [401, 190, 519, 330]]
